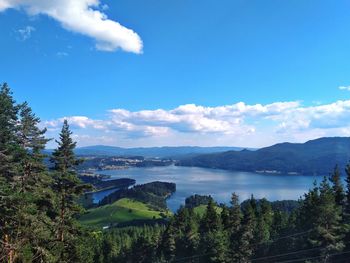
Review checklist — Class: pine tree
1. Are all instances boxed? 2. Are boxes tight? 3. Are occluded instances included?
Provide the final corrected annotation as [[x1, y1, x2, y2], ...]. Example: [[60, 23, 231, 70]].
[[201, 199, 220, 233], [160, 219, 176, 262], [201, 230, 228, 263], [0, 85, 55, 262], [297, 181, 320, 233], [236, 202, 255, 263], [182, 211, 200, 259], [50, 120, 90, 261], [254, 198, 273, 250], [0, 83, 21, 263], [199, 199, 228, 263], [14, 102, 57, 262], [220, 205, 230, 230], [229, 193, 242, 233], [174, 207, 200, 260], [308, 177, 345, 262], [329, 165, 345, 207], [228, 193, 243, 261], [0, 83, 19, 179], [345, 163, 350, 217]]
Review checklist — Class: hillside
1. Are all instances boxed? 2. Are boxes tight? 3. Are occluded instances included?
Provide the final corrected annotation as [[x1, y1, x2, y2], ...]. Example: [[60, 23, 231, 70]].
[[79, 198, 171, 228], [178, 137, 350, 175], [100, 181, 176, 209]]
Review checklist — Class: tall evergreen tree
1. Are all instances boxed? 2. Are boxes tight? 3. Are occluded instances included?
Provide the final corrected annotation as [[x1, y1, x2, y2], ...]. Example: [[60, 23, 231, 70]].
[[201, 199, 220, 233], [297, 181, 320, 234], [306, 177, 345, 262], [14, 102, 56, 262], [0, 83, 19, 179], [228, 193, 242, 233], [0, 85, 55, 262], [236, 202, 255, 262], [182, 210, 200, 259], [160, 218, 176, 262], [220, 205, 230, 231], [227, 193, 243, 261], [0, 83, 20, 263], [329, 165, 345, 207], [344, 163, 350, 217], [17, 102, 51, 189], [50, 120, 89, 261]]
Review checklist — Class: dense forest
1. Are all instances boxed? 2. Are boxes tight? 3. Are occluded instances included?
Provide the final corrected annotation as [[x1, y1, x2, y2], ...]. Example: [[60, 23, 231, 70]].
[[2, 82, 350, 262]]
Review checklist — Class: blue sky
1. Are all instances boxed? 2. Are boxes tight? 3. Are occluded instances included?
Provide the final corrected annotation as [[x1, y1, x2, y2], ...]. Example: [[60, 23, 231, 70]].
[[1, 0, 350, 148]]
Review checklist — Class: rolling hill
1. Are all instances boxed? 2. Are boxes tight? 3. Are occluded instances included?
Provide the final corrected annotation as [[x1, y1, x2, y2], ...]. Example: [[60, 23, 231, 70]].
[[177, 137, 350, 175], [79, 198, 171, 228]]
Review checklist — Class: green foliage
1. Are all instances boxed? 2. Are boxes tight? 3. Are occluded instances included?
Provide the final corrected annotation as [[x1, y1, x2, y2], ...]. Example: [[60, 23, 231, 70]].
[[330, 165, 345, 207]]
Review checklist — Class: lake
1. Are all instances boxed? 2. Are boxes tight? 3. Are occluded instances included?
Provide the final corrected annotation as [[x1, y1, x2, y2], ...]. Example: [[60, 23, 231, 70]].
[[94, 165, 324, 212]]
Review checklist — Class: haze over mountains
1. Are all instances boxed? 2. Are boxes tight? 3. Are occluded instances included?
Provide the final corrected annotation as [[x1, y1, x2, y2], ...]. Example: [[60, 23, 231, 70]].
[[178, 137, 350, 176], [73, 145, 251, 158]]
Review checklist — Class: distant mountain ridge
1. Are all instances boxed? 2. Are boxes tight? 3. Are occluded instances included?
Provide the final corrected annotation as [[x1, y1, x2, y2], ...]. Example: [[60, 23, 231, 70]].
[[71, 145, 254, 158], [177, 137, 350, 175]]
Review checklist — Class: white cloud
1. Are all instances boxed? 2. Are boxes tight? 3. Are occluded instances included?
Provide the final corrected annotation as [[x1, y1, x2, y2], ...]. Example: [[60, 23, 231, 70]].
[[339, 86, 350, 91], [0, 0, 143, 53], [44, 100, 350, 148], [17, 25, 35, 40], [56, 51, 68, 57]]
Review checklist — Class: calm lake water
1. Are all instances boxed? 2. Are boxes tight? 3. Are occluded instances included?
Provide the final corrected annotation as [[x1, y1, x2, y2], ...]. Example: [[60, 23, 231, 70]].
[[95, 165, 324, 212]]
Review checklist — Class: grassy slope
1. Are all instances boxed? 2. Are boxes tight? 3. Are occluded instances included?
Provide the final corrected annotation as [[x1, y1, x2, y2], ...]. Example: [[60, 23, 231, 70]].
[[193, 205, 223, 217], [79, 198, 171, 228]]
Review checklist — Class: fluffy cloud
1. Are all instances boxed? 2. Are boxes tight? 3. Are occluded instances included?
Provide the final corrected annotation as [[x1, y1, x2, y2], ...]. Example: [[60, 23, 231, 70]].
[[0, 0, 142, 53], [44, 100, 350, 147], [273, 100, 350, 132], [339, 86, 350, 91]]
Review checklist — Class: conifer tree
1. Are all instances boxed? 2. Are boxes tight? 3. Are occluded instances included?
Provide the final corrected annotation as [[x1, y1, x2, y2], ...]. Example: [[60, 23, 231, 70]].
[[236, 202, 255, 262], [0, 83, 19, 180], [345, 163, 350, 217], [50, 120, 89, 261], [0, 85, 55, 262], [229, 193, 242, 233], [297, 181, 320, 233], [227, 193, 243, 261], [200, 200, 228, 263], [174, 207, 200, 260], [17, 102, 50, 189], [309, 177, 345, 262], [182, 211, 200, 259], [15, 102, 56, 262], [254, 198, 273, 250], [341, 163, 350, 250], [160, 219, 176, 262], [220, 205, 230, 230], [329, 165, 345, 207], [201, 199, 220, 233], [201, 230, 228, 263], [0, 83, 20, 263]]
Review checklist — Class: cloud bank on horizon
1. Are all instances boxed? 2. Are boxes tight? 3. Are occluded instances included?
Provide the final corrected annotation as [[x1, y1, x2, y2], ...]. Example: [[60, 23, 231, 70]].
[[0, 0, 143, 53], [44, 100, 350, 148]]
